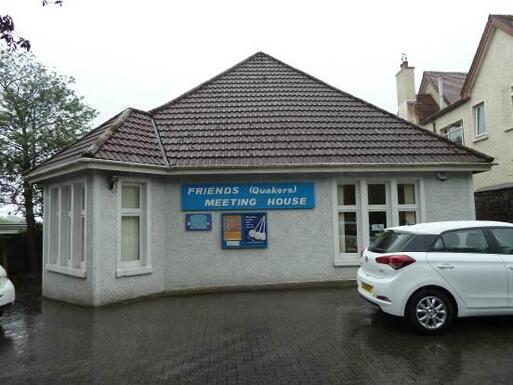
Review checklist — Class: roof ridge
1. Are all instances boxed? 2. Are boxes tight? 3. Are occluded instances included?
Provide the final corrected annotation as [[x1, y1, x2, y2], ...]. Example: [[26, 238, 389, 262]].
[[257, 53, 493, 162], [149, 115, 169, 166], [424, 71, 467, 74], [149, 52, 266, 115], [83, 108, 133, 158], [23, 110, 128, 176]]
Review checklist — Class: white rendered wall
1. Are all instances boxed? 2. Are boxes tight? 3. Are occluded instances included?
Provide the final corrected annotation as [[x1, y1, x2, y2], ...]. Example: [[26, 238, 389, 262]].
[[89, 170, 475, 306]]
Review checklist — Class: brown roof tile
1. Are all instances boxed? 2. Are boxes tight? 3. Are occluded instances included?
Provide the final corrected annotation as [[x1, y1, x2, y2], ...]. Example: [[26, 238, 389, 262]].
[[30, 52, 492, 176]]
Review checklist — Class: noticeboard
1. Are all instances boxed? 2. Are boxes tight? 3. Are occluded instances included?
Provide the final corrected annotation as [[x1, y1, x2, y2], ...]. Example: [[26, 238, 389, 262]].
[[185, 213, 212, 231], [221, 213, 268, 249]]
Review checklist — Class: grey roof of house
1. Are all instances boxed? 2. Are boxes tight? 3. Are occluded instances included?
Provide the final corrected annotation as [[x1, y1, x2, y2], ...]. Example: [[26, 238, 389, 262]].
[[30, 52, 492, 176]]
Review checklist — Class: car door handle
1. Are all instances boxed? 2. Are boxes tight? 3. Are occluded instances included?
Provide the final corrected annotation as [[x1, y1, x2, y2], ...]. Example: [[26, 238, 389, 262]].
[[436, 264, 455, 269]]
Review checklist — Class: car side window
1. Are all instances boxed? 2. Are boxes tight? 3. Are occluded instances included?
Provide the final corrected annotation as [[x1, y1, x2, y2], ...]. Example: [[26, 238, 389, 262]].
[[489, 228, 513, 254], [430, 238, 445, 252], [440, 229, 490, 253]]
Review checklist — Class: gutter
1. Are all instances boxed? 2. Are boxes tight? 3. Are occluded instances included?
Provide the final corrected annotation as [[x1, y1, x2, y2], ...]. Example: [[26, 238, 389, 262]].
[[26, 157, 494, 183]]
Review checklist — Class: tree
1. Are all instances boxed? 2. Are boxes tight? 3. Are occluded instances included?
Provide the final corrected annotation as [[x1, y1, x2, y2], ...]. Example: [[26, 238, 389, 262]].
[[0, 15, 30, 51], [0, 50, 97, 271], [1, 1, 63, 51]]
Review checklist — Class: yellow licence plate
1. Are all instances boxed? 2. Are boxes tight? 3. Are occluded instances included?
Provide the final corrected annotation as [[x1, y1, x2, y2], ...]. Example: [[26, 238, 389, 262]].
[[361, 282, 373, 293]]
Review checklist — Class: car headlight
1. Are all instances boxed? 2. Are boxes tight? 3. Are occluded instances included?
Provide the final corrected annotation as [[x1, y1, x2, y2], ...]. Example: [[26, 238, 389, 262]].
[[0, 276, 7, 288]]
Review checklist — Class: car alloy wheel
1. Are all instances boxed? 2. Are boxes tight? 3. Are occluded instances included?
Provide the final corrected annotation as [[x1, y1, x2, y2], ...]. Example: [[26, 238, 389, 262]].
[[407, 289, 454, 334], [416, 296, 447, 330]]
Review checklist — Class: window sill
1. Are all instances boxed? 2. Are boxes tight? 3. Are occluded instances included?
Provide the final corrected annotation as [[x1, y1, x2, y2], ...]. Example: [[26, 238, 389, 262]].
[[116, 266, 153, 278], [46, 264, 86, 278], [334, 259, 361, 267], [473, 134, 489, 143]]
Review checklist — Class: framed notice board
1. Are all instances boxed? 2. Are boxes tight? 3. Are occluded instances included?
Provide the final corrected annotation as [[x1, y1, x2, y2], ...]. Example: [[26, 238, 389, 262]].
[[221, 213, 268, 249], [185, 213, 212, 231]]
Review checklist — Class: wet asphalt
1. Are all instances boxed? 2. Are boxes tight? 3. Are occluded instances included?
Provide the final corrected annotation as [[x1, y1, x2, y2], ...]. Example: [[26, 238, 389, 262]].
[[1, 277, 513, 385]]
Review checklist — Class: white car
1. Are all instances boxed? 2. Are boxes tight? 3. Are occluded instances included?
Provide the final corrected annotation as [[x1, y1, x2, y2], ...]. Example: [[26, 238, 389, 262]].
[[0, 265, 15, 316], [358, 220, 513, 333]]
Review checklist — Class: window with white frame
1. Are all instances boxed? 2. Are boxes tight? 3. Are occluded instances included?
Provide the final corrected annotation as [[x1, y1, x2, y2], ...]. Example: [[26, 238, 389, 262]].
[[336, 184, 360, 255], [47, 181, 86, 273], [118, 182, 148, 270], [334, 179, 420, 264], [440, 121, 464, 145], [397, 183, 418, 226], [367, 183, 389, 244], [473, 102, 486, 137]]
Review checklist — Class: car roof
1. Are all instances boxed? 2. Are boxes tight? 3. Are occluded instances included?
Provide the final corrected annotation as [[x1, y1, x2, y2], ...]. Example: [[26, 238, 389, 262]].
[[388, 220, 513, 235]]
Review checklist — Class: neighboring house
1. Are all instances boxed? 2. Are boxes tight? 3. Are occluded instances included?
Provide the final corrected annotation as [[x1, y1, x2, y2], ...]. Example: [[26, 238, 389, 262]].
[[0, 216, 27, 274], [27, 52, 491, 306], [396, 14, 513, 221]]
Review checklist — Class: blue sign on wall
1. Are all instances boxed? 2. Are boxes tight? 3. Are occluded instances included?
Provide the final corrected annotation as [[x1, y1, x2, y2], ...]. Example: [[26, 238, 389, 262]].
[[185, 213, 212, 231], [222, 213, 268, 249], [181, 182, 315, 211]]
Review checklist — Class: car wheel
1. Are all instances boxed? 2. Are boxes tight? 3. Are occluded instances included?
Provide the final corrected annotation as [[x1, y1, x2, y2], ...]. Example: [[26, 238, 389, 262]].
[[406, 289, 454, 334]]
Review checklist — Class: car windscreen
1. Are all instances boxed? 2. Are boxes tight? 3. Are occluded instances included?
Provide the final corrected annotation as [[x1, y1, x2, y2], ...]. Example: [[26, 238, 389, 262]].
[[368, 231, 436, 253]]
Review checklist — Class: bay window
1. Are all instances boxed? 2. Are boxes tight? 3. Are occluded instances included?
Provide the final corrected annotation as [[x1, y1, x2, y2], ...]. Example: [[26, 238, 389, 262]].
[[117, 181, 151, 276], [47, 180, 86, 276], [334, 179, 421, 265]]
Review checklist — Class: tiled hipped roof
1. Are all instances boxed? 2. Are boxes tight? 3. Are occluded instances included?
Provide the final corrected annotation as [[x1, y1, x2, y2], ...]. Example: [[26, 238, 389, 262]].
[[31, 52, 492, 174]]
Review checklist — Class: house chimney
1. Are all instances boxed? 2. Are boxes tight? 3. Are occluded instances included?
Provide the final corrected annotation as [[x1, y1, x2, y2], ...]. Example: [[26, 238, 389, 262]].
[[396, 54, 416, 121]]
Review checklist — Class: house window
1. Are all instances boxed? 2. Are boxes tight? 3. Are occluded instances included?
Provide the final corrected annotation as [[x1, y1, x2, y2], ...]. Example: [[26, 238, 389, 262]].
[[336, 184, 359, 255], [334, 179, 421, 265], [397, 183, 418, 226], [440, 121, 464, 145], [47, 181, 86, 275], [474, 102, 486, 136], [118, 182, 150, 273], [367, 184, 389, 244]]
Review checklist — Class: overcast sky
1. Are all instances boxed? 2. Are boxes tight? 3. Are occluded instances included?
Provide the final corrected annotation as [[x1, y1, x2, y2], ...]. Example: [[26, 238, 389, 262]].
[[3, 0, 512, 128]]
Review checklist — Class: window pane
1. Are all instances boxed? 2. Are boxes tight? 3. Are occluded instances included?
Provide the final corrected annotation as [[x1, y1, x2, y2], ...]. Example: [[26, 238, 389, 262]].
[[399, 211, 417, 226], [79, 216, 85, 264], [475, 104, 486, 135], [72, 183, 85, 267], [121, 216, 140, 261], [441, 229, 489, 253], [338, 212, 358, 253], [81, 185, 85, 210], [49, 188, 59, 264], [442, 123, 464, 145], [490, 228, 513, 254], [368, 184, 386, 205], [60, 186, 72, 265], [398, 184, 415, 205], [369, 231, 414, 253], [337, 184, 356, 206], [369, 211, 387, 244], [122, 185, 140, 209]]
